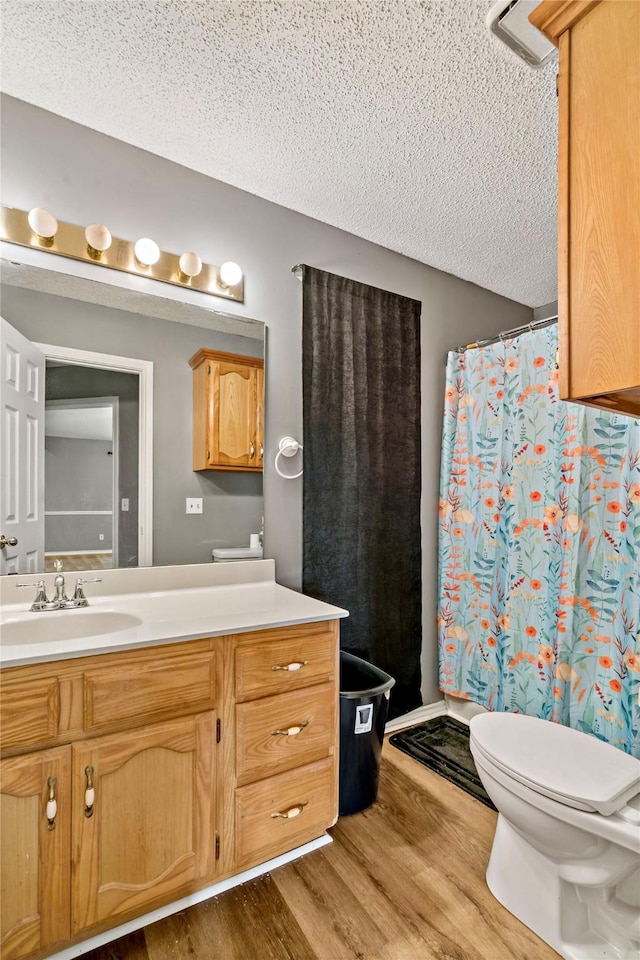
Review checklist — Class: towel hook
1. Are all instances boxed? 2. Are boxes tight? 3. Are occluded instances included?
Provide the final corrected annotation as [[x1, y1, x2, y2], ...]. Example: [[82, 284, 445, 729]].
[[275, 436, 303, 479]]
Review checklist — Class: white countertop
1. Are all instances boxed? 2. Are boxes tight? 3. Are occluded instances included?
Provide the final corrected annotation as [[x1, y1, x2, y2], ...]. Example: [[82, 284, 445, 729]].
[[0, 561, 348, 667]]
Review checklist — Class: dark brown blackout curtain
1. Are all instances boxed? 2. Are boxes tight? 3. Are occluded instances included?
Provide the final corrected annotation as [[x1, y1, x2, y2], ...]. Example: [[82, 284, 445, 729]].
[[302, 266, 422, 718]]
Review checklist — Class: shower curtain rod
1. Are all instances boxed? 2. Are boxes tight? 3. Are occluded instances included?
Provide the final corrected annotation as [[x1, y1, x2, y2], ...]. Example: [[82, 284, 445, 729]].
[[456, 316, 558, 353]]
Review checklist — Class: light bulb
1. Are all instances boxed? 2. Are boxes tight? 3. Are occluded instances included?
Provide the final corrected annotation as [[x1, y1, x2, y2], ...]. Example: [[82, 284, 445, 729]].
[[219, 261, 242, 287], [27, 207, 58, 240], [85, 223, 112, 255], [134, 237, 160, 267], [179, 251, 202, 279]]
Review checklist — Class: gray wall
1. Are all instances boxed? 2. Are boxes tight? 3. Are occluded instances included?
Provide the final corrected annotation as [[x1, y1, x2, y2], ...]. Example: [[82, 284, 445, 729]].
[[45, 436, 114, 553], [0, 95, 533, 704], [1, 283, 263, 567]]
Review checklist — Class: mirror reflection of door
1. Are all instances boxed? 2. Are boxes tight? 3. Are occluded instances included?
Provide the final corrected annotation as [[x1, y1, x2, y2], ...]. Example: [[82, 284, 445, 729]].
[[0, 317, 45, 574], [45, 396, 119, 572], [44, 362, 140, 572]]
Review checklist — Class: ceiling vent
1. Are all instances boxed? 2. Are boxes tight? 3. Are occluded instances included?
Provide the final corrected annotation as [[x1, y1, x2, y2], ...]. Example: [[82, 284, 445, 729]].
[[487, 0, 556, 67]]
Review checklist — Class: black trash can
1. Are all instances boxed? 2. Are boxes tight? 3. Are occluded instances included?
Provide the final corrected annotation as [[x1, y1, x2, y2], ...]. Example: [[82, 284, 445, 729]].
[[339, 651, 395, 816]]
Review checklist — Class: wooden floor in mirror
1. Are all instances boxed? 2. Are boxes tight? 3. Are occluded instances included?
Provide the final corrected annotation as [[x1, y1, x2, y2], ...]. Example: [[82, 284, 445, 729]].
[[81, 737, 559, 960], [44, 554, 113, 572]]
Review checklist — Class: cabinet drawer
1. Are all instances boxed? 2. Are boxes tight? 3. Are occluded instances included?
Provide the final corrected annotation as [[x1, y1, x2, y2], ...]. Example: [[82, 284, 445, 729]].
[[83, 652, 216, 732], [0, 676, 60, 750], [236, 626, 336, 702], [235, 757, 335, 869], [236, 683, 335, 785]]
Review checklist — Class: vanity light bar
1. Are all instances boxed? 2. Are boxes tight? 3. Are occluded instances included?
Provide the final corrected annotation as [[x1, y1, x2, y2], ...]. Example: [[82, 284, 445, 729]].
[[0, 205, 244, 303]]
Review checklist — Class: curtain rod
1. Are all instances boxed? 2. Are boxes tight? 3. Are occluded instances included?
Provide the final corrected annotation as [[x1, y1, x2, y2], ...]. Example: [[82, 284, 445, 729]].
[[456, 316, 558, 353]]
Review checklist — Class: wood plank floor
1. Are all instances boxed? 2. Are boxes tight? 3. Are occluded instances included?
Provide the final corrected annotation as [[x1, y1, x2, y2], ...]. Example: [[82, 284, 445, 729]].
[[82, 738, 560, 960]]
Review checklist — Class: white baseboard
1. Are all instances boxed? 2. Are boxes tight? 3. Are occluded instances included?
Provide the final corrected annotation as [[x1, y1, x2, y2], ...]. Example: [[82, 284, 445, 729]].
[[444, 694, 487, 726], [385, 694, 488, 734], [385, 699, 447, 734]]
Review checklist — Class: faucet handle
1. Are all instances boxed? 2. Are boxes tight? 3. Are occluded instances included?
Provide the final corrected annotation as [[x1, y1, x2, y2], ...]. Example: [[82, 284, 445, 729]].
[[16, 580, 51, 610], [72, 578, 102, 606], [16, 579, 48, 596]]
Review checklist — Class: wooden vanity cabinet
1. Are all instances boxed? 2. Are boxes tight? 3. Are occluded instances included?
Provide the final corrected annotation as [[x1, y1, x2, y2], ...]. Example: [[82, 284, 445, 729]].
[[0, 619, 340, 960], [189, 348, 264, 471], [530, 0, 640, 417]]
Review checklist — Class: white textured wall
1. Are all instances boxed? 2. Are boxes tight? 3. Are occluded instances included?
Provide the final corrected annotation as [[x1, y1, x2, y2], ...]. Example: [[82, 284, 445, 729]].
[[0, 95, 532, 702]]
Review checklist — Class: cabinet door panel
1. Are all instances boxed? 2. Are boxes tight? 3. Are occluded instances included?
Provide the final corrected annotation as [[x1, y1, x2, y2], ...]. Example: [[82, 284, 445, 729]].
[[213, 363, 257, 468], [566, 0, 640, 402], [0, 676, 60, 751], [72, 713, 215, 934], [0, 747, 71, 960], [83, 651, 216, 733]]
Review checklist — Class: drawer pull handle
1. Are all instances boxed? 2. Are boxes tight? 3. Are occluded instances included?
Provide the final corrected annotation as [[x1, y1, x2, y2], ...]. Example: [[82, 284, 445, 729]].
[[271, 720, 309, 738], [46, 776, 58, 830], [84, 765, 95, 819], [271, 660, 309, 672], [271, 801, 308, 820]]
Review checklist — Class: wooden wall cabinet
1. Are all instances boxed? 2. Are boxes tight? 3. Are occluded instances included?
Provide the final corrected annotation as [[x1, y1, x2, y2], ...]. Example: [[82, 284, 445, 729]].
[[530, 0, 640, 417], [0, 620, 339, 960], [189, 349, 264, 471]]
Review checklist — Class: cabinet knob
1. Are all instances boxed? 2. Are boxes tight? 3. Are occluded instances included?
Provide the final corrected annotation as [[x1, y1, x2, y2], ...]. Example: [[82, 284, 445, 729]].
[[271, 720, 309, 738], [250, 441, 256, 459], [46, 776, 58, 830], [271, 801, 308, 820], [271, 660, 309, 672]]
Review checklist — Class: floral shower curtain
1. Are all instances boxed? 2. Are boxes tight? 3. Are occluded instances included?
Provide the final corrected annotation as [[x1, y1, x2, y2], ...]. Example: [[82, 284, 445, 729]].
[[438, 326, 640, 756]]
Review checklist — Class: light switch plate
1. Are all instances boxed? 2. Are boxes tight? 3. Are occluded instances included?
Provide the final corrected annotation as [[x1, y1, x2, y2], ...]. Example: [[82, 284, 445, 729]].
[[186, 498, 203, 514], [121, 498, 129, 512]]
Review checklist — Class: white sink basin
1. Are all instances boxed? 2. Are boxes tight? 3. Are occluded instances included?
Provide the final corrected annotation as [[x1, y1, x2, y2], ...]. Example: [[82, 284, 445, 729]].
[[1, 611, 142, 645]]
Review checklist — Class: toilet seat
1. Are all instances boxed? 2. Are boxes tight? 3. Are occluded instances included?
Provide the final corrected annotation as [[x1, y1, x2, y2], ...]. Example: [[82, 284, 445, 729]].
[[470, 712, 640, 816]]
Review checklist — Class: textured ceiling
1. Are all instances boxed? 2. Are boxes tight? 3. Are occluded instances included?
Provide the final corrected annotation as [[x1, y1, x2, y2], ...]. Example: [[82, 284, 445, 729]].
[[0, 0, 558, 307]]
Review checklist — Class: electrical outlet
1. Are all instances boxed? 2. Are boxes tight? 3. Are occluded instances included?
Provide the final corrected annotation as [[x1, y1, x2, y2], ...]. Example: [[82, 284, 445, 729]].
[[121, 498, 129, 512], [186, 498, 203, 514], [99, 534, 105, 541]]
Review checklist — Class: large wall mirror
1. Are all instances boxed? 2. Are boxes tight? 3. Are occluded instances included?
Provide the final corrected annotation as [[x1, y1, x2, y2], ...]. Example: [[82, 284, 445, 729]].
[[0, 258, 264, 576]]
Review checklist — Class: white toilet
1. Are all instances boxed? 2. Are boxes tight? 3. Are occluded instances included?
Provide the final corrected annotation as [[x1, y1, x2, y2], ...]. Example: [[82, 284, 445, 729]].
[[212, 533, 263, 562], [212, 545, 263, 562], [469, 712, 640, 960]]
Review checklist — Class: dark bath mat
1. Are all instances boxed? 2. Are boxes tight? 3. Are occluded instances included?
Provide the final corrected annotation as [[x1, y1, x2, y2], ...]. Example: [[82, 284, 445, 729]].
[[389, 716, 497, 810]]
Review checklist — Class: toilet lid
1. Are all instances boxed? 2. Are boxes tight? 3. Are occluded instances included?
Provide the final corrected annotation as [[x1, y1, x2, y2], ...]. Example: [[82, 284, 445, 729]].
[[470, 712, 640, 816]]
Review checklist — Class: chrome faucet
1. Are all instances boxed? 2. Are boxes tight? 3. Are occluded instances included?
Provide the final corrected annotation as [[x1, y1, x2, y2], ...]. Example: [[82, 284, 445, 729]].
[[16, 576, 102, 612], [53, 573, 68, 606]]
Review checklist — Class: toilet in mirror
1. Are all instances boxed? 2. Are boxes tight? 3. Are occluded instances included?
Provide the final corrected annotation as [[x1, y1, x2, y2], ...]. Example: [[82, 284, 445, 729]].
[[0, 257, 265, 578]]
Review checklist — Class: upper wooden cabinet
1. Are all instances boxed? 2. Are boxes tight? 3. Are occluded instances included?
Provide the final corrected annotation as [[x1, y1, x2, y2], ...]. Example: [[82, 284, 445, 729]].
[[189, 349, 264, 471], [530, 0, 640, 417]]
